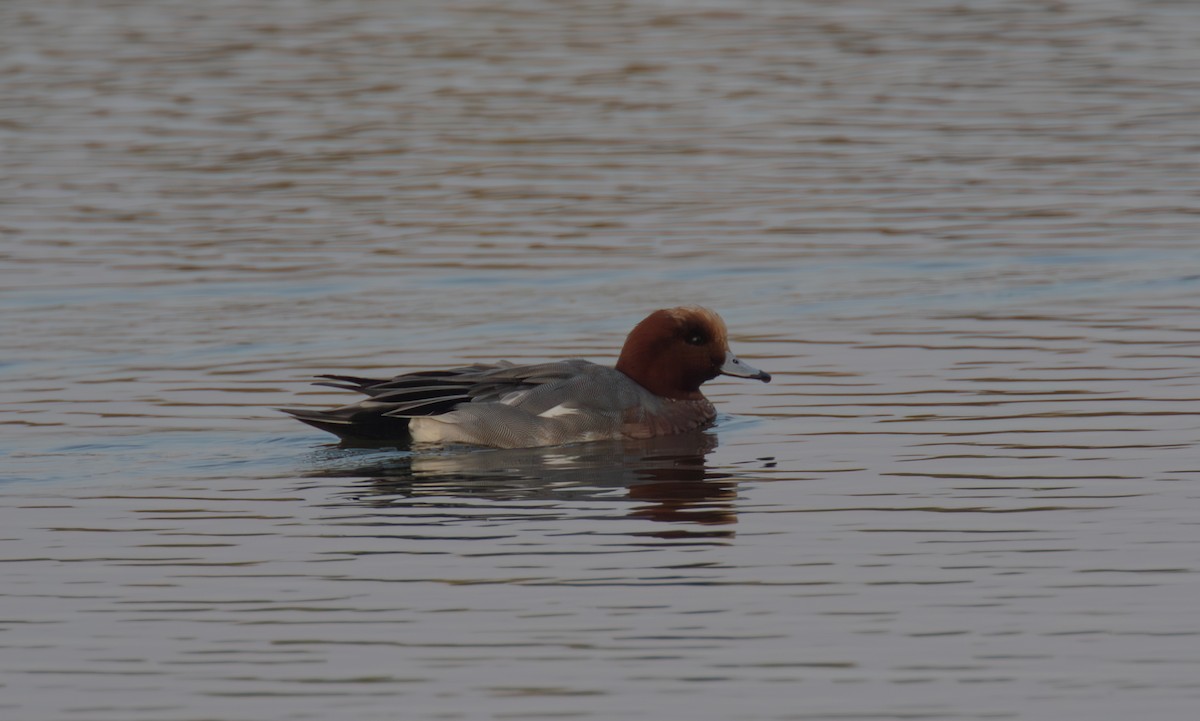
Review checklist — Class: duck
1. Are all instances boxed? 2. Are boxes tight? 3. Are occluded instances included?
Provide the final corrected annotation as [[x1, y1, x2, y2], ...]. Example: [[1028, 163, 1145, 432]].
[[282, 306, 770, 448]]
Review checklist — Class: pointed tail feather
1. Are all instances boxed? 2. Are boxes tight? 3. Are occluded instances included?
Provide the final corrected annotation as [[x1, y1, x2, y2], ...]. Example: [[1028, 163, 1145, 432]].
[[279, 408, 412, 442]]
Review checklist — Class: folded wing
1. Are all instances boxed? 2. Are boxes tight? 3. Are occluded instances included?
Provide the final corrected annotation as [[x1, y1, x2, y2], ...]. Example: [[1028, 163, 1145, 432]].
[[280, 360, 598, 441]]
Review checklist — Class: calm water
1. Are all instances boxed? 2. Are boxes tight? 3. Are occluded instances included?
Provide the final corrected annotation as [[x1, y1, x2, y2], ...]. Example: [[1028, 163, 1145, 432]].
[[4, 0, 1200, 719]]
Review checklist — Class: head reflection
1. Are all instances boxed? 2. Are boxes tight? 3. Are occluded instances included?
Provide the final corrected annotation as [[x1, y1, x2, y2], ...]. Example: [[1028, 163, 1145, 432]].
[[309, 431, 739, 535]]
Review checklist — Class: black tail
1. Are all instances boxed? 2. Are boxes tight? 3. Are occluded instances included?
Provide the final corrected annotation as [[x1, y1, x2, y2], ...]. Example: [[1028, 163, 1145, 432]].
[[279, 407, 412, 442]]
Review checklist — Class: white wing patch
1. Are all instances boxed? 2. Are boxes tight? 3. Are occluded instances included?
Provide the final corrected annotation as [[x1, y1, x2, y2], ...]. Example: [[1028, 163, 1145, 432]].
[[538, 403, 581, 419]]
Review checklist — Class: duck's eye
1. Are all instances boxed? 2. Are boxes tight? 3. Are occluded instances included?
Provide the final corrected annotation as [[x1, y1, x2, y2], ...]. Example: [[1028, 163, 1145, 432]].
[[685, 332, 707, 346]]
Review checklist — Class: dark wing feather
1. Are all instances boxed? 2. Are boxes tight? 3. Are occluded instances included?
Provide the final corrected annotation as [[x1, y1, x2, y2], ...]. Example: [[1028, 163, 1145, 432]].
[[381, 395, 474, 417], [314, 374, 389, 390]]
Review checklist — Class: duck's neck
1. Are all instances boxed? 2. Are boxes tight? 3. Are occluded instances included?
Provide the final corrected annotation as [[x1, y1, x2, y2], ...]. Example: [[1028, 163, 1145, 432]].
[[616, 354, 707, 401]]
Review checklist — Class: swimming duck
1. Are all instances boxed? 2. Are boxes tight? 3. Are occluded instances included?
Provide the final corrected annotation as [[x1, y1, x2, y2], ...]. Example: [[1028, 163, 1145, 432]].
[[282, 306, 769, 448]]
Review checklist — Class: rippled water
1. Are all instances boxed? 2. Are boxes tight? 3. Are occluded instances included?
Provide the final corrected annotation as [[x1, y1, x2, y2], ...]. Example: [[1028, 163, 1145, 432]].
[[4, 1, 1200, 719]]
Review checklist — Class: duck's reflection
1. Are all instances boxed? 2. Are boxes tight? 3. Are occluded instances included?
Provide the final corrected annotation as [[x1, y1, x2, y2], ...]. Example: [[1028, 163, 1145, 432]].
[[307, 431, 740, 534]]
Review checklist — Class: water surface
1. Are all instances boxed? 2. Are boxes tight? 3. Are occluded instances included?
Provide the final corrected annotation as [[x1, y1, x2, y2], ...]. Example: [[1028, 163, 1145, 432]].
[[3, 1, 1200, 719]]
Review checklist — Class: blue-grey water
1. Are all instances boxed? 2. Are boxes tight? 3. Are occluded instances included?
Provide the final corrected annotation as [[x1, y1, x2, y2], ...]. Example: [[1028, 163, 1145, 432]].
[[3, 1, 1200, 719]]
